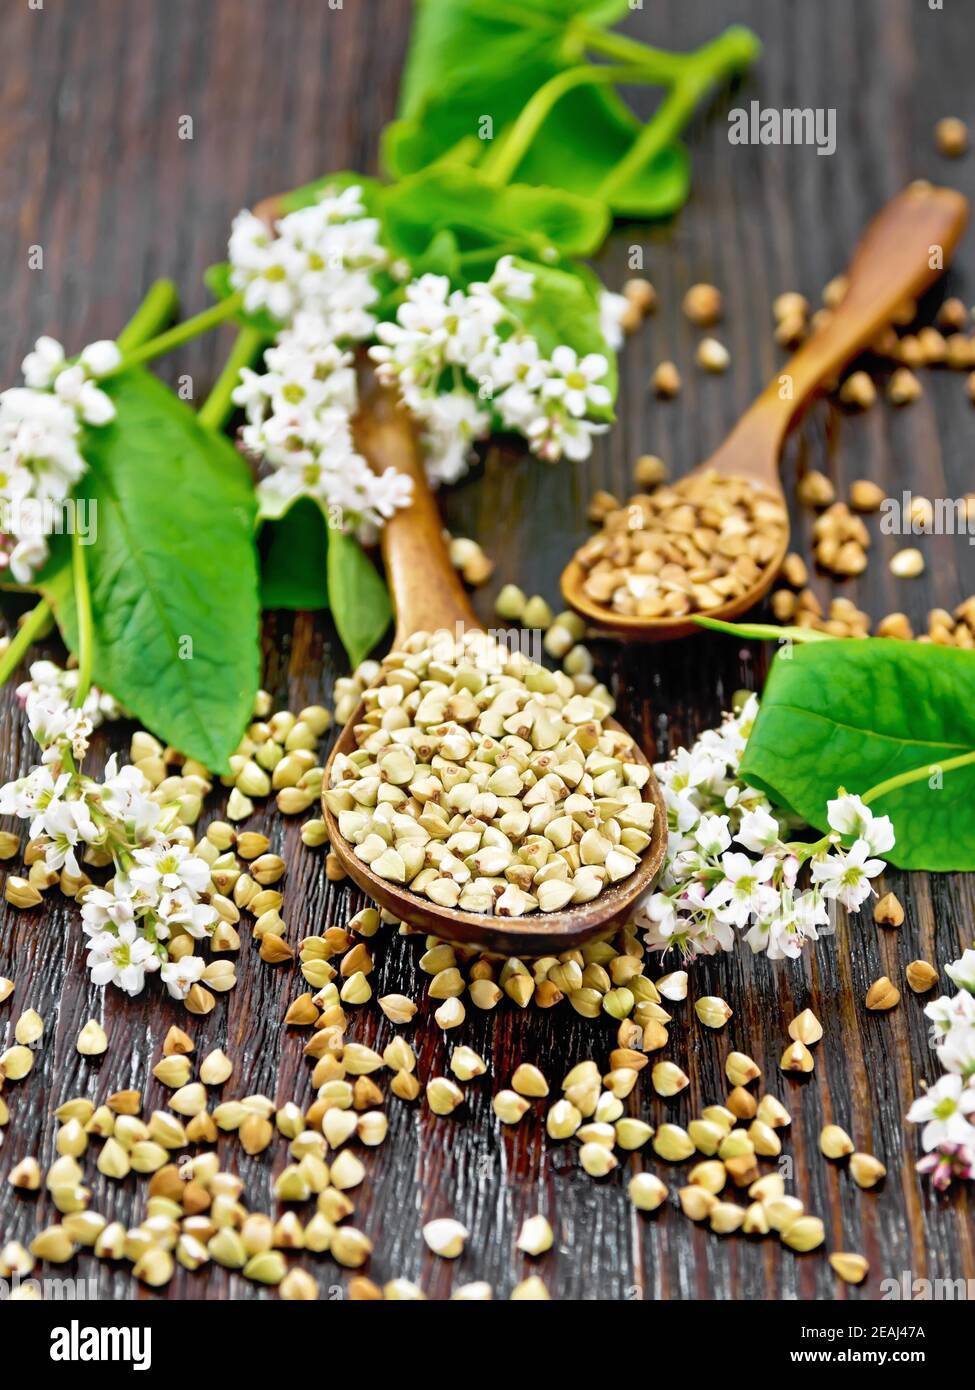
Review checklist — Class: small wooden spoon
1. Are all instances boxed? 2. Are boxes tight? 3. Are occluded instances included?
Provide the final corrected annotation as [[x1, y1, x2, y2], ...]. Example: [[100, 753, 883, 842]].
[[320, 363, 668, 955], [561, 182, 969, 641]]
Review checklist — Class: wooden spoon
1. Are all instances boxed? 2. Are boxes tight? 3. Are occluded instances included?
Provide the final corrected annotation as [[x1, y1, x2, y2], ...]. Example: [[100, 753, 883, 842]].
[[561, 182, 969, 641], [320, 363, 668, 955]]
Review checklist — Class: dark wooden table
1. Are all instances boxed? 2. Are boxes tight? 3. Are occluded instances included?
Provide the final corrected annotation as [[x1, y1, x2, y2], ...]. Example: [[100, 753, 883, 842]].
[[1, 0, 972, 1302]]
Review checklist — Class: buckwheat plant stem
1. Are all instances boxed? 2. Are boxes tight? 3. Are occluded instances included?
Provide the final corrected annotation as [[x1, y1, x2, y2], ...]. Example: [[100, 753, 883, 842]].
[[598, 28, 760, 203], [198, 326, 269, 432], [116, 280, 179, 353], [480, 64, 650, 186], [0, 599, 52, 688], [71, 532, 94, 708], [106, 292, 245, 377]]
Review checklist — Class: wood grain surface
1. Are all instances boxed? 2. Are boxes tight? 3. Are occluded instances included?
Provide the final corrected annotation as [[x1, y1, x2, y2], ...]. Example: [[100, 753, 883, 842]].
[[0, 0, 973, 1302]]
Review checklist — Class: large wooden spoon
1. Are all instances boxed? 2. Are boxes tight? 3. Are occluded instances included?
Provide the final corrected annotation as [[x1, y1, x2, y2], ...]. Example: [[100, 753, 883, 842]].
[[561, 182, 969, 641], [320, 364, 668, 955]]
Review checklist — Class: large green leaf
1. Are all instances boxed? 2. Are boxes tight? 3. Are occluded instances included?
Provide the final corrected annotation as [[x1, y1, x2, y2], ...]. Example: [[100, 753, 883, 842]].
[[739, 640, 975, 872], [41, 369, 261, 771], [380, 166, 610, 262], [397, 0, 630, 120], [388, 0, 690, 217], [260, 499, 330, 611], [326, 525, 392, 669]]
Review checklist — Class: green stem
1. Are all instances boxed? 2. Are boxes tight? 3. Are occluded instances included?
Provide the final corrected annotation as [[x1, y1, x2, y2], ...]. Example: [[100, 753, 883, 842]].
[[0, 599, 52, 688], [106, 292, 245, 377], [481, 63, 651, 185], [574, 22, 696, 80], [598, 26, 761, 201], [71, 532, 94, 708], [198, 326, 269, 432], [862, 750, 975, 806], [115, 280, 179, 353], [694, 616, 836, 643]]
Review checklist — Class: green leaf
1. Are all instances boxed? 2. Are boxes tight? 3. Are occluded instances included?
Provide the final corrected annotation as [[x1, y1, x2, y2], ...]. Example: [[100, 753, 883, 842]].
[[515, 113, 690, 219], [380, 166, 610, 261], [326, 526, 392, 669], [40, 369, 261, 771], [413, 228, 462, 279], [507, 256, 617, 414], [260, 499, 330, 611], [739, 640, 975, 871], [389, 0, 691, 217]]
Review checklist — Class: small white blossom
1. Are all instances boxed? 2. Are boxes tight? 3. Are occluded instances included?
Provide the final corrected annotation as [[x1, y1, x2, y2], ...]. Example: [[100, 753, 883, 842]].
[[809, 838, 885, 911], [907, 1074, 975, 1151], [541, 346, 612, 418], [161, 953, 205, 1001], [946, 949, 975, 994]]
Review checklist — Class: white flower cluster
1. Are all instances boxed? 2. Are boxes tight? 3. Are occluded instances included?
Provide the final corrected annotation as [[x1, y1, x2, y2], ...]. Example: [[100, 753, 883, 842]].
[[371, 263, 611, 482], [16, 659, 123, 734], [234, 326, 411, 537], [637, 696, 894, 961], [0, 681, 216, 1000], [228, 184, 388, 334], [0, 338, 120, 582], [228, 190, 618, 522], [908, 948, 975, 1189], [229, 186, 410, 536]]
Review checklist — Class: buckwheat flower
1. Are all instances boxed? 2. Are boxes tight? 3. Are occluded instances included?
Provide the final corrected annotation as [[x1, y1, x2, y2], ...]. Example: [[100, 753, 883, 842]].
[[16, 660, 122, 729], [542, 346, 612, 418], [925, 989, 975, 1041], [826, 792, 895, 855], [938, 1026, 975, 1079], [80, 885, 137, 935], [706, 851, 778, 928], [40, 797, 98, 876], [599, 289, 629, 351], [526, 409, 606, 463], [98, 757, 161, 839], [24, 690, 93, 762], [157, 889, 218, 941], [484, 255, 534, 302], [86, 921, 160, 996], [694, 814, 731, 856], [130, 842, 211, 897], [161, 953, 205, 1001], [908, 1074, 975, 1150], [79, 339, 122, 378], [810, 839, 885, 910], [489, 338, 549, 393], [52, 364, 116, 426], [916, 1143, 975, 1190], [946, 949, 975, 995], [736, 806, 780, 853], [21, 336, 67, 388], [752, 889, 829, 961], [414, 390, 491, 486]]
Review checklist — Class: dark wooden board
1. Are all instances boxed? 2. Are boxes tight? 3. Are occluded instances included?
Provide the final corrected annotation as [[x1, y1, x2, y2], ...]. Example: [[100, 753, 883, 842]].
[[0, 0, 972, 1301]]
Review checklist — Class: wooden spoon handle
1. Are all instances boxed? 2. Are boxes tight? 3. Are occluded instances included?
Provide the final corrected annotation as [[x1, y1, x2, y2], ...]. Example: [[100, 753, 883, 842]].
[[739, 183, 968, 458], [352, 362, 479, 647]]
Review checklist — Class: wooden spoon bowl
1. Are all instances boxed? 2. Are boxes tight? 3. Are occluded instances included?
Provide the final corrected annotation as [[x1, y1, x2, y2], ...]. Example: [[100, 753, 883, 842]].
[[322, 701, 666, 956], [562, 183, 969, 641], [320, 363, 669, 955]]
